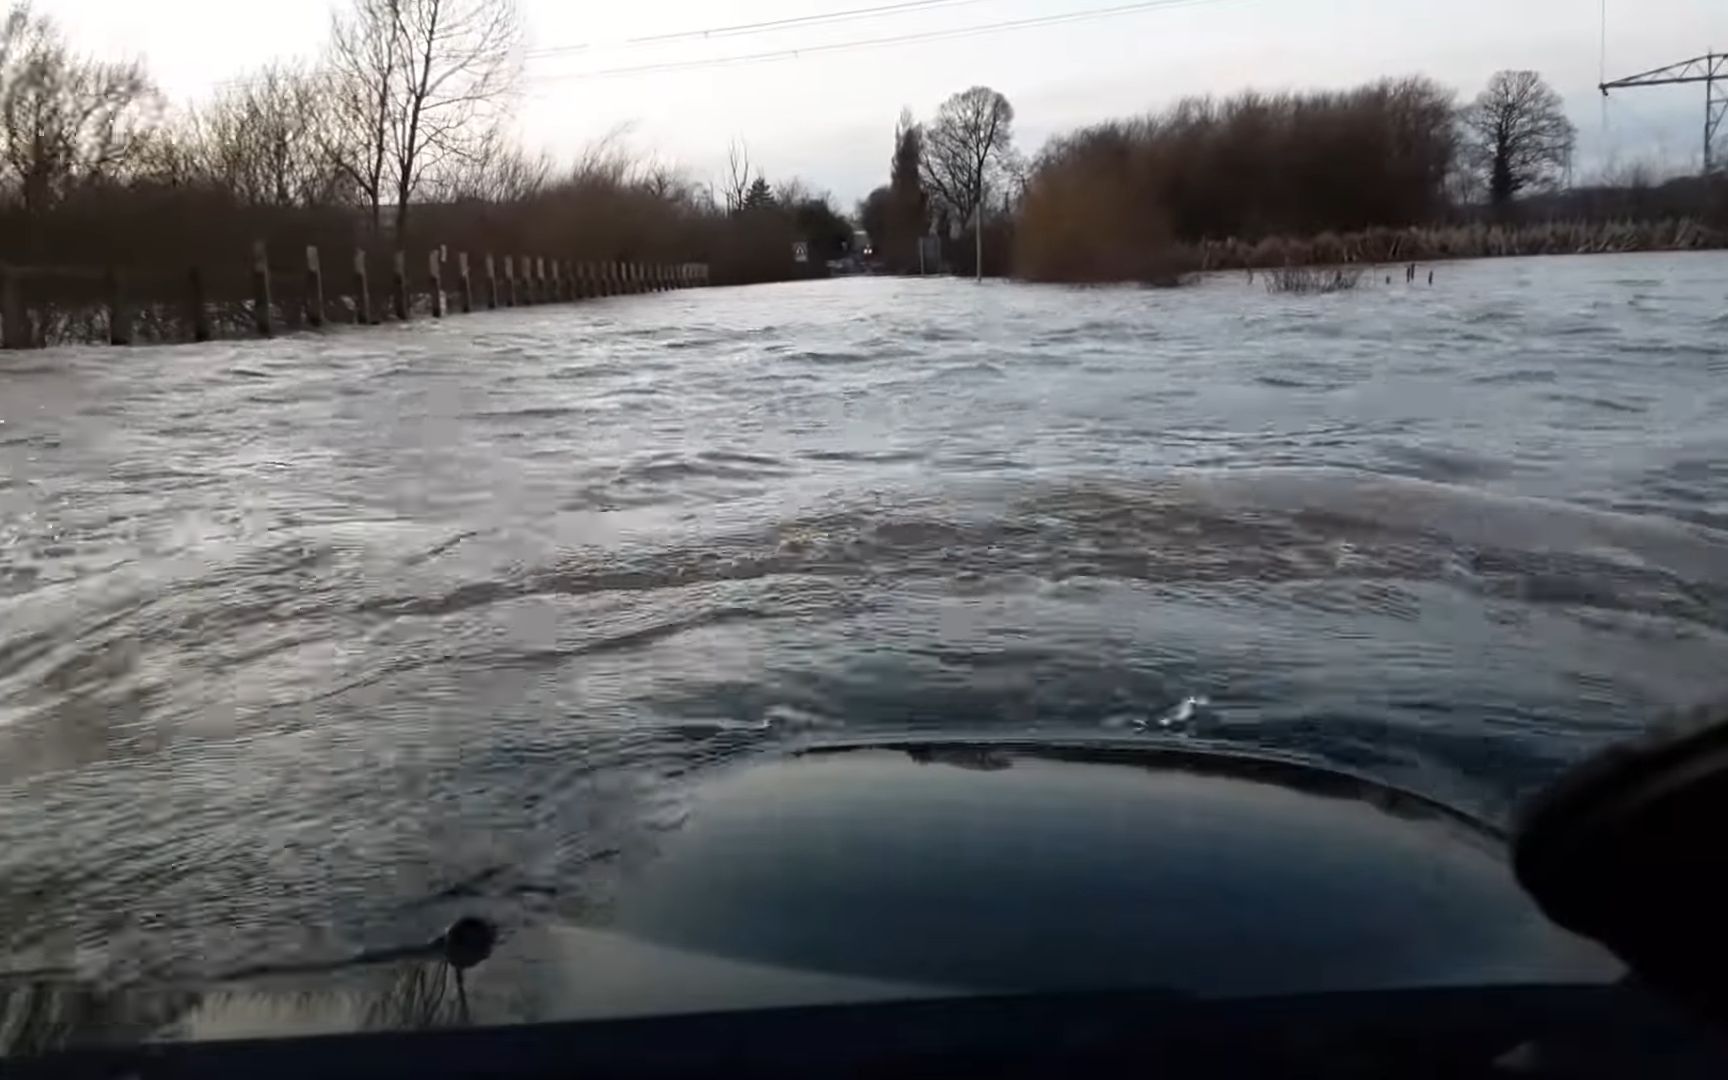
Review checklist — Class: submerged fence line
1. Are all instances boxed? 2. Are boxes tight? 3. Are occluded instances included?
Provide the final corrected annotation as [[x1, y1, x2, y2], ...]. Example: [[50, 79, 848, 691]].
[[0, 241, 713, 349]]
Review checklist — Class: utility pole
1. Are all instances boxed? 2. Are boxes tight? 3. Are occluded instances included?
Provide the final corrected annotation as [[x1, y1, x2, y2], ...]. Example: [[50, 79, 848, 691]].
[[1600, 52, 1727, 175], [974, 185, 985, 284]]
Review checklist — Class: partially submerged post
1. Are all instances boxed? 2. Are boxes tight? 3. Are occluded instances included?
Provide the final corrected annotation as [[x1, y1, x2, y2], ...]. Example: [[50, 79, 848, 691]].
[[518, 255, 531, 304], [501, 256, 516, 307], [457, 252, 473, 314], [305, 246, 325, 329], [392, 251, 409, 321], [352, 248, 372, 325], [106, 266, 132, 346], [0, 264, 25, 349], [484, 254, 498, 310], [535, 257, 547, 303], [187, 266, 212, 343], [428, 250, 445, 318], [251, 241, 274, 338]]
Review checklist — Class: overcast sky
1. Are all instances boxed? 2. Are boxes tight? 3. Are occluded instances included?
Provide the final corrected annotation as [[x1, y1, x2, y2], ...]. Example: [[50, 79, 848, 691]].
[[45, 0, 1728, 206]]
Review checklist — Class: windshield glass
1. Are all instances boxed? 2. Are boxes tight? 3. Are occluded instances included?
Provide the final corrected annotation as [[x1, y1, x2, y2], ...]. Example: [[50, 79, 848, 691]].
[[3, 0, 1728, 1059]]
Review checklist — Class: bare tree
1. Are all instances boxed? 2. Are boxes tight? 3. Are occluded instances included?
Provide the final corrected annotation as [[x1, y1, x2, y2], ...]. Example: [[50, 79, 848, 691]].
[[641, 161, 696, 203], [195, 64, 344, 207], [427, 124, 549, 202], [721, 136, 751, 213], [920, 86, 1014, 231], [773, 176, 810, 207], [886, 107, 926, 271], [388, 0, 521, 238], [326, 0, 399, 230], [326, 0, 521, 238], [0, 3, 158, 212], [1462, 70, 1576, 209]]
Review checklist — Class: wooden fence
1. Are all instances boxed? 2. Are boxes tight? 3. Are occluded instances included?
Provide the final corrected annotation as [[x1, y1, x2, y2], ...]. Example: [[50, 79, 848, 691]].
[[0, 242, 712, 349]]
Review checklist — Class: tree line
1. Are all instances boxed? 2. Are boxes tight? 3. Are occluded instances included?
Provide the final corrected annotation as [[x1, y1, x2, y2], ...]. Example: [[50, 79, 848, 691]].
[[866, 70, 1726, 283], [0, 0, 847, 302]]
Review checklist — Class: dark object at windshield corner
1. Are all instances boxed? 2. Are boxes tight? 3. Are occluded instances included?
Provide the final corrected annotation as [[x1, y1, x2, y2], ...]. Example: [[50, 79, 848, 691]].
[[1516, 702, 1728, 1027]]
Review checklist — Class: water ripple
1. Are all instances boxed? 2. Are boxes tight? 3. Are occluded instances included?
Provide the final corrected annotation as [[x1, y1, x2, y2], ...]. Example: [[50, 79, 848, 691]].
[[4, 255, 1728, 991]]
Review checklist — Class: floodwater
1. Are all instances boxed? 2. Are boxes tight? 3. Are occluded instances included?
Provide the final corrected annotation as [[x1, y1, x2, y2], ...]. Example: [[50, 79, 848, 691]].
[[3, 253, 1728, 991]]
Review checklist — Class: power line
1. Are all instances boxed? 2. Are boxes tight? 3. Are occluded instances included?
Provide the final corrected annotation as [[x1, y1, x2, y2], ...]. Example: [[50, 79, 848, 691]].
[[525, 0, 1244, 84], [203, 1, 992, 89], [524, 0, 996, 58]]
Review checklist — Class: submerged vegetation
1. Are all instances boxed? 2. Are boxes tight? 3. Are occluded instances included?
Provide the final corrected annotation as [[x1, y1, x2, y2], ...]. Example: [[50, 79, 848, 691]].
[[1263, 267, 1363, 295]]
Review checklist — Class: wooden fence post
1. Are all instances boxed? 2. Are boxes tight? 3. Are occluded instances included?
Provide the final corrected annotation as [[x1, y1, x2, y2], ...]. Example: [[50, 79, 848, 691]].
[[106, 266, 132, 346], [1, 264, 28, 349], [457, 252, 473, 314], [392, 250, 409, 321], [353, 248, 372, 325], [428, 250, 445, 318], [484, 253, 497, 310], [520, 255, 533, 304], [305, 246, 325, 329], [187, 266, 212, 343], [252, 240, 274, 338], [501, 256, 515, 307], [532, 257, 544, 304], [553, 259, 566, 302]]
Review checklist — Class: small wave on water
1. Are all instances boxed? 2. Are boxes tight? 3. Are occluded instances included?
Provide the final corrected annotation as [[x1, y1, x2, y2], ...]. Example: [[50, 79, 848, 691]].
[[3, 255, 1728, 991]]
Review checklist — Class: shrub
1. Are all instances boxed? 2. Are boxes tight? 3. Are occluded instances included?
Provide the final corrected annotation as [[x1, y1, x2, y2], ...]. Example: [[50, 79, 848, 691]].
[[1265, 266, 1363, 294]]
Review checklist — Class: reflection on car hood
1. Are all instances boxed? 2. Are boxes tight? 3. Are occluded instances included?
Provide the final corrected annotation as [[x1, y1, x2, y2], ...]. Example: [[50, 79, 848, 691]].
[[2, 739, 1619, 1056]]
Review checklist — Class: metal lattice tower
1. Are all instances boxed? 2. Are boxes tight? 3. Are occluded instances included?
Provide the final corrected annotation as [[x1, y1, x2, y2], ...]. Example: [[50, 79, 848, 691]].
[[1599, 52, 1726, 175]]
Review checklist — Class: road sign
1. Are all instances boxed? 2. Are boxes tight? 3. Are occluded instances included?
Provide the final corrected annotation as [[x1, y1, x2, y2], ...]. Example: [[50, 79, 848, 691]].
[[792, 242, 809, 264]]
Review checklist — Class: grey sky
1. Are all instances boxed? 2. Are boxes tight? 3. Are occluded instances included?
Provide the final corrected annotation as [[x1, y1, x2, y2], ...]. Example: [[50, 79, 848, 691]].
[[47, 0, 1728, 206]]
